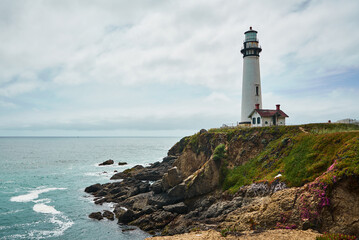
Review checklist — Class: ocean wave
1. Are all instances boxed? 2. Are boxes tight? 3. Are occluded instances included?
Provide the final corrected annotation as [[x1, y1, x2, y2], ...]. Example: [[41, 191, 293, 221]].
[[0, 220, 42, 231], [28, 215, 74, 239], [10, 187, 66, 203], [33, 198, 51, 203], [102, 202, 116, 209], [84, 172, 100, 176], [0, 209, 24, 215], [0, 233, 27, 239], [33, 203, 60, 214], [0, 213, 73, 239]]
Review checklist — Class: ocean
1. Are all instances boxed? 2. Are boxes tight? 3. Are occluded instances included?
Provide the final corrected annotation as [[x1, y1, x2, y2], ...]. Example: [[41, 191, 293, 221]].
[[0, 137, 179, 240]]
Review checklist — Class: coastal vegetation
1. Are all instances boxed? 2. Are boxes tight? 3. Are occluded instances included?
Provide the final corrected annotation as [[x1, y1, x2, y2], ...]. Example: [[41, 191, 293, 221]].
[[86, 123, 359, 237], [222, 129, 359, 193], [186, 123, 359, 193]]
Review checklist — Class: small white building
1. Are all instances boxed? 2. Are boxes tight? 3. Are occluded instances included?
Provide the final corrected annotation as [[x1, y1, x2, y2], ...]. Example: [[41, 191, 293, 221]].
[[248, 104, 289, 127], [336, 118, 359, 124]]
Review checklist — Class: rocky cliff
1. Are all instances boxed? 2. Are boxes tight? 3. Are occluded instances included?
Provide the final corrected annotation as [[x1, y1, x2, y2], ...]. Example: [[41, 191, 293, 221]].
[[85, 123, 359, 237]]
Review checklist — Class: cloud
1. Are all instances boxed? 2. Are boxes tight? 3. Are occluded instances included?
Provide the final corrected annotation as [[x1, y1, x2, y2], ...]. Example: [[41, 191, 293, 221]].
[[0, 0, 359, 135]]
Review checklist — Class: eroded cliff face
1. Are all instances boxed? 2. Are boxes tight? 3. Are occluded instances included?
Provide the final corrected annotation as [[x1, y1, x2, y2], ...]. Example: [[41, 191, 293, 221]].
[[168, 128, 284, 198], [321, 177, 359, 235], [86, 124, 359, 236]]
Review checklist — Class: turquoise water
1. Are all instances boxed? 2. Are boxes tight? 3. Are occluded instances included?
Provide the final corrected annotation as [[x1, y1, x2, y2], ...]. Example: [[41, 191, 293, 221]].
[[0, 137, 179, 239]]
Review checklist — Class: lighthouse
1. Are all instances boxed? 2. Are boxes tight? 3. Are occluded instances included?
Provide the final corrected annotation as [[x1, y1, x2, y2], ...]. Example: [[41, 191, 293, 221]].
[[240, 27, 262, 123]]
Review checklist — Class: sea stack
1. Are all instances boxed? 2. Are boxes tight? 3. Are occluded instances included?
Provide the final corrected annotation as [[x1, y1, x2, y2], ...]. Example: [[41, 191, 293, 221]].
[[240, 27, 262, 123]]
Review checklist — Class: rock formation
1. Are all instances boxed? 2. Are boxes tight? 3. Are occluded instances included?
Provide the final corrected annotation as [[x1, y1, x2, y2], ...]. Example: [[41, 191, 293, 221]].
[[85, 123, 359, 237], [99, 159, 114, 166]]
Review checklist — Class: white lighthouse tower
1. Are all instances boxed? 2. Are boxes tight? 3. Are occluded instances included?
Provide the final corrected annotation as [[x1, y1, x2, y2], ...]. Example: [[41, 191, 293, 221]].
[[240, 27, 262, 123]]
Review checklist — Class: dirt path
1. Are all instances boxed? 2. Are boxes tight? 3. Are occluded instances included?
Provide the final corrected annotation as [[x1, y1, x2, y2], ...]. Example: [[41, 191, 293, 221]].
[[147, 229, 321, 240]]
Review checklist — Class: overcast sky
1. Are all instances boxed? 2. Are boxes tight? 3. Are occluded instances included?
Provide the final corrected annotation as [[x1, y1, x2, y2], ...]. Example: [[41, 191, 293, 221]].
[[0, 0, 359, 136]]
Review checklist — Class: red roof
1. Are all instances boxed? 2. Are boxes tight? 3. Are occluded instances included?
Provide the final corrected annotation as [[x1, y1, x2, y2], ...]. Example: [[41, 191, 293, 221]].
[[248, 109, 289, 118]]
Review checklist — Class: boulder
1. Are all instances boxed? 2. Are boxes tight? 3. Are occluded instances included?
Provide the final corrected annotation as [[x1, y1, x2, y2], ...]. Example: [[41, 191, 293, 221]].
[[162, 167, 182, 190], [99, 159, 114, 166], [192, 196, 216, 211], [245, 182, 270, 198], [199, 129, 208, 134], [148, 193, 179, 208], [94, 197, 108, 205], [109, 187, 124, 195], [203, 198, 242, 219], [163, 202, 188, 214], [163, 155, 177, 162], [89, 212, 103, 220], [184, 159, 220, 199], [85, 183, 102, 193], [103, 210, 114, 221], [111, 165, 164, 181], [137, 206, 156, 216], [110, 172, 128, 180], [151, 180, 163, 194], [125, 192, 152, 211], [167, 183, 186, 201], [270, 180, 287, 194], [133, 169, 161, 181], [138, 181, 150, 193], [118, 162, 127, 165], [95, 190, 108, 197], [110, 165, 144, 180], [115, 208, 135, 224]]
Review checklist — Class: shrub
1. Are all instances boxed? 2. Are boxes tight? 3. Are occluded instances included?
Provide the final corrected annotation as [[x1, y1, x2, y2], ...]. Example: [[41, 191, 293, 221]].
[[213, 144, 226, 162]]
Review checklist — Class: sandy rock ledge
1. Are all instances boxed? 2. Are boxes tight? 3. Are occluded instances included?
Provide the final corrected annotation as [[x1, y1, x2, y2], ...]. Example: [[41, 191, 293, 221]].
[[146, 229, 321, 240]]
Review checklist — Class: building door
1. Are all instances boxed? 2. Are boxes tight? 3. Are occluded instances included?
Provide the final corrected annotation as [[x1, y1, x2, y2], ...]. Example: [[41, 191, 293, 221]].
[[272, 116, 277, 125]]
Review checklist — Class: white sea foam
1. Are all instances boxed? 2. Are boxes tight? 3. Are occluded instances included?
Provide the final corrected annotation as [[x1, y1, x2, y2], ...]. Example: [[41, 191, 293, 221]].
[[0, 209, 24, 215], [33, 198, 51, 203], [120, 206, 128, 211], [10, 187, 66, 203], [0, 233, 27, 239], [28, 215, 74, 239], [84, 172, 99, 176], [33, 203, 60, 214], [0, 220, 42, 231], [103, 202, 115, 209]]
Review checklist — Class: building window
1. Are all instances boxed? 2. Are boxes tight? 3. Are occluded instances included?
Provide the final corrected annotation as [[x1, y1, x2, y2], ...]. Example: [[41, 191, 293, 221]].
[[255, 86, 259, 96], [265, 121, 268, 125], [257, 117, 261, 124], [252, 118, 256, 124]]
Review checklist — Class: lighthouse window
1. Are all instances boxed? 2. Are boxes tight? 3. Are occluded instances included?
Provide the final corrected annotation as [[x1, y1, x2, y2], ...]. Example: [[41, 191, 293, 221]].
[[256, 86, 259, 96], [245, 32, 257, 41], [257, 117, 261, 124], [252, 118, 256, 124]]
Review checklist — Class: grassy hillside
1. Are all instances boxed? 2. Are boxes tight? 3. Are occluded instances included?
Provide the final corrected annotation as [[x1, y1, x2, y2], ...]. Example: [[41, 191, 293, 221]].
[[217, 124, 359, 193]]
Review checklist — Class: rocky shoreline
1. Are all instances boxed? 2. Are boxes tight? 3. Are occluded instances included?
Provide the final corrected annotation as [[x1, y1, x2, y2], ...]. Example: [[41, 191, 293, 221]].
[[85, 141, 292, 235], [85, 125, 359, 237]]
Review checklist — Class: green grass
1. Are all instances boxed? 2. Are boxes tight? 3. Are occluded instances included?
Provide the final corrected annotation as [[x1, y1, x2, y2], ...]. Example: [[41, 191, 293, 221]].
[[213, 144, 226, 162], [179, 123, 359, 194], [222, 130, 359, 193]]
